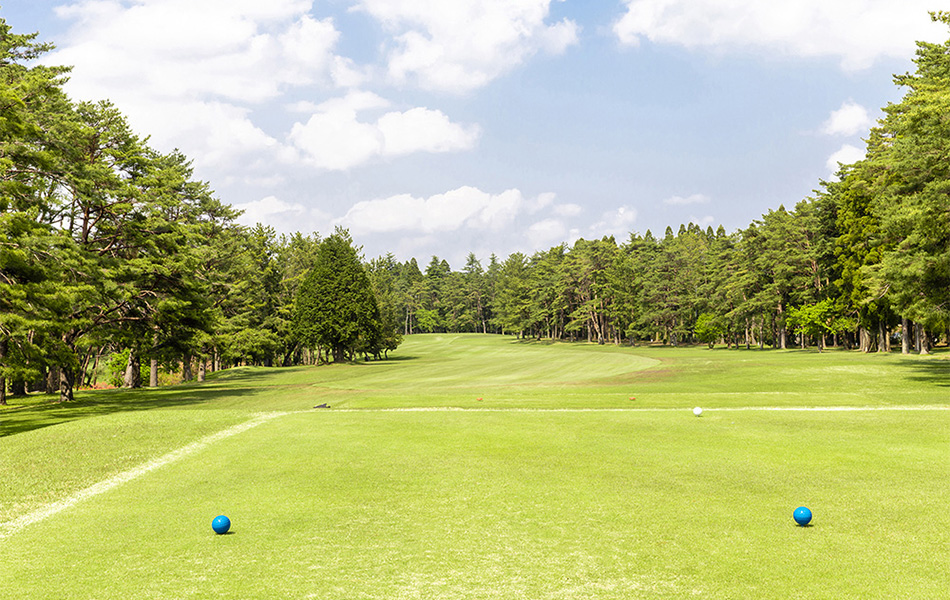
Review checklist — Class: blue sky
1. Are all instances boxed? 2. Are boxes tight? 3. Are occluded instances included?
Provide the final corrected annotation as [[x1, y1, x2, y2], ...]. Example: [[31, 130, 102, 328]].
[[4, 1, 947, 266]]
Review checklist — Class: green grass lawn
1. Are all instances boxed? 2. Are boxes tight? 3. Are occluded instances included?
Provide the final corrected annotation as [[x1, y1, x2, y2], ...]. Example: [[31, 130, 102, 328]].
[[1, 335, 948, 598]]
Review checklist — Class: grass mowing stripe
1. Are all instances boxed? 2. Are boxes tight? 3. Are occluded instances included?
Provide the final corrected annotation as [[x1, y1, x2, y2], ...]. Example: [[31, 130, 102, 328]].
[[0, 412, 288, 540]]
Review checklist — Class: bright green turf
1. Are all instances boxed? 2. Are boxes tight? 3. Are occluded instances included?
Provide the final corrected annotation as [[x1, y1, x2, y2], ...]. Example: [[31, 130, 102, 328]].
[[1, 334, 948, 598]]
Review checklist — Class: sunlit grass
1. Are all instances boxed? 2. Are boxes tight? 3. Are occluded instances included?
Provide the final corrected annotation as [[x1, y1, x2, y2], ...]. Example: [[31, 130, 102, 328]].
[[0, 335, 947, 598]]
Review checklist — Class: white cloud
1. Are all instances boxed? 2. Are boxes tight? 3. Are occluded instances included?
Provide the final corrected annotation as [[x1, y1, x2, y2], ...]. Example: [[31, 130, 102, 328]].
[[288, 92, 480, 170], [528, 192, 557, 213], [111, 97, 281, 171], [235, 195, 306, 223], [826, 143, 866, 175], [663, 193, 710, 206], [335, 186, 535, 234], [553, 203, 583, 217], [287, 92, 388, 170], [377, 107, 482, 156], [527, 218, 568, 248], [233, 195, 331, 234], [613, 0, 945, 70], [45, 0, 347, 171], [589, 205, 638, 239], [52, 1, 341, 104], [821, 100, 873, 136], [690, 215, 715, 228], [356, 0, 579, 92]]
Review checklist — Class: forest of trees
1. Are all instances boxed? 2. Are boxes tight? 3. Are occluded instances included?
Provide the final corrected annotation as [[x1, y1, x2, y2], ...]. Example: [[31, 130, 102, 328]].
[[2, 13, 949, 403]]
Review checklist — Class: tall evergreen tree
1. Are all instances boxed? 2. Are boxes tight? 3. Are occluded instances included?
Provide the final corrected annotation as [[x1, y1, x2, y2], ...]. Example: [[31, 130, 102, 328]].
[[293, 229, 384, 363]]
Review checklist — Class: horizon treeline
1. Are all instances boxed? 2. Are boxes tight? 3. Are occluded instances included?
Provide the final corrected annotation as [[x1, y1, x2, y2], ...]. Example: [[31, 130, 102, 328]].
[[2, 14, 949, 403], [368, 14, 950, 355]]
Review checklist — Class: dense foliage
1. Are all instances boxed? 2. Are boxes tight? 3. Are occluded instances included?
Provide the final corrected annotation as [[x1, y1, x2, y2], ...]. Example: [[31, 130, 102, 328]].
[[293, 229, 390, 363], [2, 13, 949, 403], [0, 21, 399, 403]]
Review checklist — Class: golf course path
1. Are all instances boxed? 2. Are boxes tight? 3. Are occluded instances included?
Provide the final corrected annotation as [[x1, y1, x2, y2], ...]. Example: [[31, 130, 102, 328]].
[[0, 412, 288, 540]]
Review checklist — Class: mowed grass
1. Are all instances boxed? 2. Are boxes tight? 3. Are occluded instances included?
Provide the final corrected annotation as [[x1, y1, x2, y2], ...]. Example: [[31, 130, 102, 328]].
[[1, 334, 948, 599]]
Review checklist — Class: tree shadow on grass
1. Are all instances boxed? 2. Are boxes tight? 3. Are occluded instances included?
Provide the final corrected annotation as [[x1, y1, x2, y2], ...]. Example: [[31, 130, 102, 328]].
[[0, 369, 276, 439], [893, 355, 950, 388], [324, 355, 420, 367]]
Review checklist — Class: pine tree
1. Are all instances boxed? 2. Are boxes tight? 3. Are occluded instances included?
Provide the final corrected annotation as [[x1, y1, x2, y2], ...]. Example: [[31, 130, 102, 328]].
[[293, 229, 383, 363]]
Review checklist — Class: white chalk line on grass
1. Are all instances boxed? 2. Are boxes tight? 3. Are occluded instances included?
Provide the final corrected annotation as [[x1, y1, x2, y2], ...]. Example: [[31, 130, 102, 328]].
[[0, 411, 288, 541], [329, 405, 949, 413]]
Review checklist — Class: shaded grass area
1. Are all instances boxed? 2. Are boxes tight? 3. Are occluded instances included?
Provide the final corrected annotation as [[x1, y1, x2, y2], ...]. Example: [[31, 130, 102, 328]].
[[2, 410, 948, 599]]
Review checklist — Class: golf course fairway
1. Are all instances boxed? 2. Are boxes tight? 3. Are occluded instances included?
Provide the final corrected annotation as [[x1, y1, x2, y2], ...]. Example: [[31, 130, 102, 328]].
[[1, 334, 947, 598]]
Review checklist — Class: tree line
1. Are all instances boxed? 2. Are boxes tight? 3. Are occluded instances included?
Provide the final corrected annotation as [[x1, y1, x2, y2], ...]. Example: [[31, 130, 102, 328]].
[[0, 21, 392, 404], [367, 14, 950, 354], [369, 12, 950, 353], [3, 13, 949, 404]]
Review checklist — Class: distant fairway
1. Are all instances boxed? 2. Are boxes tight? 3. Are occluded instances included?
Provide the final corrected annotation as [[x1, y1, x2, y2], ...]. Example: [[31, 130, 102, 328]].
[[1, 335, 947, 598]]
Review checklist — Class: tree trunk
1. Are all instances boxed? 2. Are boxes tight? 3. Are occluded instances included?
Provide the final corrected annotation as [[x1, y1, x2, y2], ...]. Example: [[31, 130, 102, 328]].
[[777, 303, 786, 349], [859, 326, 872, 353], [901, 318, 910, 355], [0, 338, 6, 405], [46, 364, 60, 394], [182, 352, 193, 381], [87, 348, 102, 388], [918, 325, 930, 355], [198, 358, 206, 382], [878, 320, 888, 353], [150, 358, 159, 387], [59, 367, 75, 402], [124, 347, 142, 388]]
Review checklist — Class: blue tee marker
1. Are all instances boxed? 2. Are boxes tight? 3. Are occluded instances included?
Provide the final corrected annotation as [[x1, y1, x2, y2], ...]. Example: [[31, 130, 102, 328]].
[[793, 506, 812, 526], [212, 515, 231, 534]]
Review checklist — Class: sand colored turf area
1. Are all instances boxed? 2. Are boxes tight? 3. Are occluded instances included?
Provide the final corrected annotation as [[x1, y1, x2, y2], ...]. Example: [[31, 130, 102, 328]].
[[1, 335, 947, 598]]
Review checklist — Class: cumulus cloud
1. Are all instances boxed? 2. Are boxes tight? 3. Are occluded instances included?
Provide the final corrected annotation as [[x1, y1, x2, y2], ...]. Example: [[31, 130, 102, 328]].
[[528, 192, 557, 213], [613, 0, 945, 70], [335, 186, 530, 234], [377, 107, 483, 156], [663, 193, 710, 206], [233, 195, 331, 234], [589, 206, 638, 239], [52, 0, 340, 104], [355, 0, 579, 92], [45, 0, 346, 171], [288, 92, 480, 170], [821, 100, 873, 136], [527, 218, 569, 248], [826, 143, 866, 175], [553, 203, 583, 217]]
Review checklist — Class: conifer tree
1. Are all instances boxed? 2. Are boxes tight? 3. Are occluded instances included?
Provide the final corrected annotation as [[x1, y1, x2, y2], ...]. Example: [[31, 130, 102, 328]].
[[293, 229, 383, 363]]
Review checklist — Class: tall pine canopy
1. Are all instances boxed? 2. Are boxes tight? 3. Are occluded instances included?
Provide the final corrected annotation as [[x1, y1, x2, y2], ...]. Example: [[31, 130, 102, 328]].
[[293, 229, 383, 363]]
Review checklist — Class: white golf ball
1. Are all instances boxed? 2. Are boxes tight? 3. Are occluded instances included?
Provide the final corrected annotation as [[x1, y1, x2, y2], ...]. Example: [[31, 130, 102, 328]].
[[693, 407, 703, 416]]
